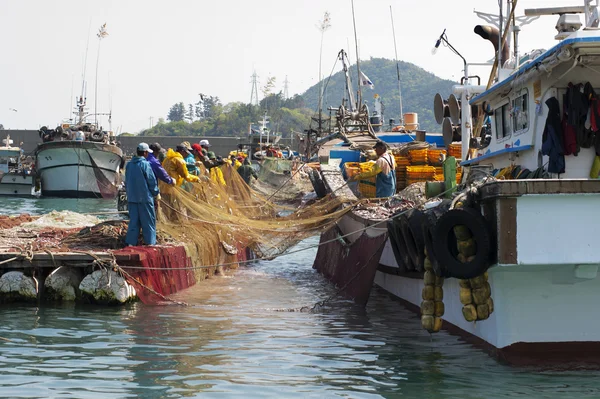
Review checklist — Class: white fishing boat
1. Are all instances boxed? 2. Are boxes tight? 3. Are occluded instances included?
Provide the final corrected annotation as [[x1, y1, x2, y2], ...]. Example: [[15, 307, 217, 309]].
[[313, 0, 600, 365], [35, 23, 124, 199], [0, 135, 35, 196], [35, 97, 124, 199]]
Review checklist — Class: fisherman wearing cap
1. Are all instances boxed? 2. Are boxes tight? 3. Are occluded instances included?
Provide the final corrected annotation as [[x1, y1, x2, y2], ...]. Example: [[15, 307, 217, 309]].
[[206, 151, 226, 185], [162, 142, 201, 187], [178, 141, 199, 176], [125, 143, 160, 246], [237, 157, 258, 185], [349, 141, 396, 198], [148, 143, 175, 185]]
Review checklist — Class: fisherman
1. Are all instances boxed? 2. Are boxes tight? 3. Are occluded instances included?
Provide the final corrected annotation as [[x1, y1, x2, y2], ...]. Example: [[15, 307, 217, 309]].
[[125, 143, 159, 246], [180, 141, 199, 176], [350, 141, 396, 198], [148, 143, 175, 185], [237, 157, 258, 185], [199, 139, 211, 157], [192, 142, 224, 170], [207, 151, 226, 185], [229, 154, 242, 169], [162, 142, 201, 187]]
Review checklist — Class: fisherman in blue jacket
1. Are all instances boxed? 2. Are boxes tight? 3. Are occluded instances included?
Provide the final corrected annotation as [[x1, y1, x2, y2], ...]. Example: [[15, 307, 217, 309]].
[[148, 143, 175, 185], [125, 143, 160, 246]]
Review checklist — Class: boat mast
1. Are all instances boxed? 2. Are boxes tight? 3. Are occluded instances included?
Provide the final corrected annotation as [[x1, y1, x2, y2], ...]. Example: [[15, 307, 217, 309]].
[[340, 50, 357, 112], [94, 23, 108, 127], [350, 0, 362, 108], [317, 12, 331, 136], [389, 5, 404, 126]]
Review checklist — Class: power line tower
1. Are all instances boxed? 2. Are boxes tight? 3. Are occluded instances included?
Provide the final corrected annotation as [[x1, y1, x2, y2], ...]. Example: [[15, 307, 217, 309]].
[[250, 71, 260, 106], [283, 75, 290, 100]]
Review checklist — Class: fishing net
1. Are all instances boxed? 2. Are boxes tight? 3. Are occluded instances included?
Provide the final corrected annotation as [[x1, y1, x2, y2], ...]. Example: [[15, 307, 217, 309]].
[[155, 162, 355, 261]]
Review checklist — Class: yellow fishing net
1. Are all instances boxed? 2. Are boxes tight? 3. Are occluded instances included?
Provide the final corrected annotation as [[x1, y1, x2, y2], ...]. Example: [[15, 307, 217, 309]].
[[155, 161, 355, 267]]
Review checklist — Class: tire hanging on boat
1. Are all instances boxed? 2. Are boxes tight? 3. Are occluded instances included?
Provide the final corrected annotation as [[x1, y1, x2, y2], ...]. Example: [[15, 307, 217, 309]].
[[432, 206, 493, 279], [307, 168, 327, 199], [422, 200, 452, 277], [90, 131, 105, 142], [400, 209, 426, 272], [395, 213, 416, 271], [386, 219, 409, 273]]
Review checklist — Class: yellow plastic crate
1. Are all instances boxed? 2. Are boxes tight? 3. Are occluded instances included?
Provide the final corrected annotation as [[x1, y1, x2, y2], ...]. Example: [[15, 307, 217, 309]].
[[428, 149, 446, 166], [358, 177, 376, 198]]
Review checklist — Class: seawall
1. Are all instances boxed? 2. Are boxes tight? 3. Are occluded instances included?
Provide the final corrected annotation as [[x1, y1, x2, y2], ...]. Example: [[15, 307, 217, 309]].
[[1, 130, 295, 157]]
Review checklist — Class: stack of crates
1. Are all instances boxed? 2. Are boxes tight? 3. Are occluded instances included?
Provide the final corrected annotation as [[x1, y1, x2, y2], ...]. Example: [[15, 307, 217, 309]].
[[394, 155, 410, 192], [428, 149, 446, 166], [408, 148, 428, 165], [406, 165, 436, 186], [448, 143, 462, 159], [456, 165, 463, 184], [358, 161, 377, 198]]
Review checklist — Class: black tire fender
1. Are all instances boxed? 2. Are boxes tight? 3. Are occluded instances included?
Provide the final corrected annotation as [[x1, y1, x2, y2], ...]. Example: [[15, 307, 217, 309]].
[[308, 168, 327, 199], [400, 209, 426, 272], [387, 219, 409, 273], [432, 207, 493, 279], [395, 213, 416, 271], [422, 212, 447, 277]]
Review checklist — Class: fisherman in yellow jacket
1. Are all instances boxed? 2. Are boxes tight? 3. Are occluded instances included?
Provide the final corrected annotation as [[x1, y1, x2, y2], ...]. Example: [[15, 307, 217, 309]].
[[162, 144, 201, 187], [207, 151, 226, 186]]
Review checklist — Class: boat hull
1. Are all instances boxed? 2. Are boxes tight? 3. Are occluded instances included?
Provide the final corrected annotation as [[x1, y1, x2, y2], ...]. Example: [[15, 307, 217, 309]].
[[375, 180, 600, 363], [0, 173, 35, 196], [36, 141, 123, 199]]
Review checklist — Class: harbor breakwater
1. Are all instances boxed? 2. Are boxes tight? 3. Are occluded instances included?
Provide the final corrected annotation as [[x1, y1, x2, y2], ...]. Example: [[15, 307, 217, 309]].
[[4, 130, 295, 157]]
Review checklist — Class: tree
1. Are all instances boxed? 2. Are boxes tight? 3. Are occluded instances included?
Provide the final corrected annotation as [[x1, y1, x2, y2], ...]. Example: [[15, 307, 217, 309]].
[[167, 102, 186, 122], [186, 103, 194, 123]]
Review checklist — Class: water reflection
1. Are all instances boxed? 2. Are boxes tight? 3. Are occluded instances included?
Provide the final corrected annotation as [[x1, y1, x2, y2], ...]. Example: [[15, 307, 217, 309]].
[[2, 237, 600, 398]]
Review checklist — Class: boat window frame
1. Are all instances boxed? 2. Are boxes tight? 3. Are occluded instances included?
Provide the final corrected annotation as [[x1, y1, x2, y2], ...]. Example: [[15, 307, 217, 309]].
[[494, 100, 512, 143], [512, 89, 530, 136]]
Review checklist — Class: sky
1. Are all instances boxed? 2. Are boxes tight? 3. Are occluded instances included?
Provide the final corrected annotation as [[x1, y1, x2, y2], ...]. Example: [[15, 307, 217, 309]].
[[0, 0, 583, 133]]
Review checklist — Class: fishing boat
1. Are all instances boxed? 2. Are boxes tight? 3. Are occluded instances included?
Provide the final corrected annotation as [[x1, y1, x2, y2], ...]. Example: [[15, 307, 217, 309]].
[[35, 23, 124, 199], [0, 135, 35, 196], [35, 96, 124, 198], [312, 0, 600, 364]]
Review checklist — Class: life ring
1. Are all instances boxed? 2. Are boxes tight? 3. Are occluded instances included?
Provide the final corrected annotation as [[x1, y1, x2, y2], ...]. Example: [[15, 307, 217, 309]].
[[400, 209, 426, 272], [395, 213, 416, 271], [386, 219, 409, 273], [432, 207, 493, 279]]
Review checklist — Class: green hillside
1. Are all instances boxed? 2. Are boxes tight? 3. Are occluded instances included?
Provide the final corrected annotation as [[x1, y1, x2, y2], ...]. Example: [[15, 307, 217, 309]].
[[128, 57, 456, 137], [301, 57, 456, 133]]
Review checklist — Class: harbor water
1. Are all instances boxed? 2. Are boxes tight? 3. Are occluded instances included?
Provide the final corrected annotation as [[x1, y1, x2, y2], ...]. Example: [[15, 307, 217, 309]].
[[1, 198, 600, 398]]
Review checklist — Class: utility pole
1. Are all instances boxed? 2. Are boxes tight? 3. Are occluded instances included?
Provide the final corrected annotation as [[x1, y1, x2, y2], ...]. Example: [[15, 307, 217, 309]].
[[283, 75, 290, 100], [250, 71, 259, 106]]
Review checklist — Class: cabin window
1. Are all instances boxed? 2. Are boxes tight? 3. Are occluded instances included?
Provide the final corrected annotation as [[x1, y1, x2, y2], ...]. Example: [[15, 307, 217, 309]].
[[495, 103, 511, 140], [512, 91, 529, 133]]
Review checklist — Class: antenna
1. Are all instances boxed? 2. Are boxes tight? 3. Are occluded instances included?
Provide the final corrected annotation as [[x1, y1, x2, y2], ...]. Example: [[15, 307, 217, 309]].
[[283, 75, 290, 100], [350, 0, 362, 107], [389, 5, 404, 125], [94, 23, 109, 127], [81, 18, 92, 98], [250, 70, 259, 106]]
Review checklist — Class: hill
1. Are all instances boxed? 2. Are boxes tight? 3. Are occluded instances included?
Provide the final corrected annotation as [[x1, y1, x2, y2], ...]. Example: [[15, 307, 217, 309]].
[[301, 57, 456, 133], [131, 57, 456, 138]]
